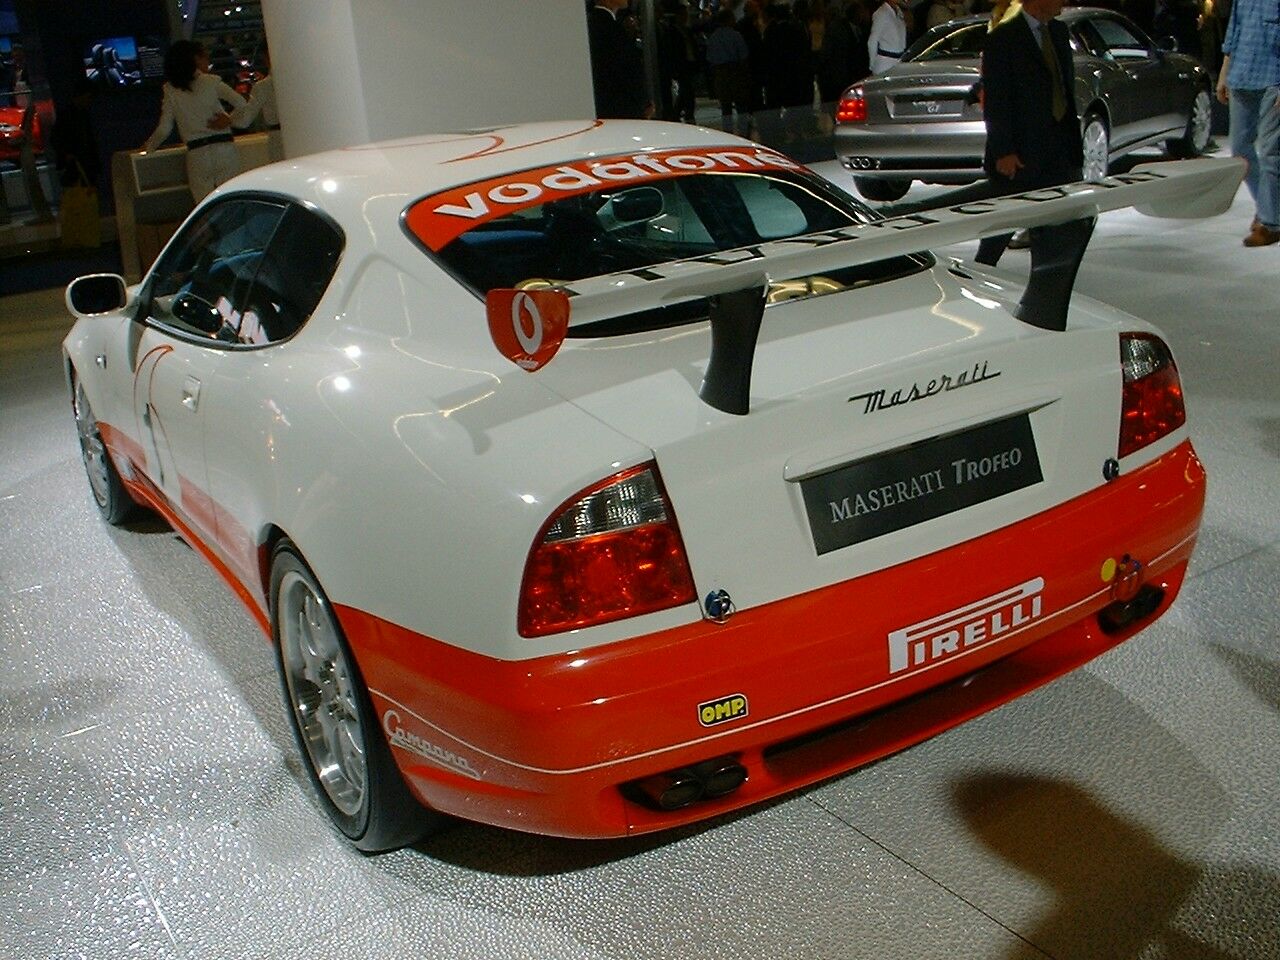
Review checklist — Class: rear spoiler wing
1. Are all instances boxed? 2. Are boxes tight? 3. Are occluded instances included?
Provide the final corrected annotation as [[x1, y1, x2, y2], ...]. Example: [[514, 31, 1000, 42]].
[[487, 158, 1243, 414]]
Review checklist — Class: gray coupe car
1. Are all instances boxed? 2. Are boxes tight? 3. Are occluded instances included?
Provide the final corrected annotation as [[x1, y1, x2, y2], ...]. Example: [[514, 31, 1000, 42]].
[[834, 8, 1213, 201]]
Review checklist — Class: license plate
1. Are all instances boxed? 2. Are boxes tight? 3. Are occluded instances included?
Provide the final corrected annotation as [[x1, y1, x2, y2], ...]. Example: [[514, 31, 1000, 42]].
[[801, 413, 1043, 555], [892, 98, 963, 119]]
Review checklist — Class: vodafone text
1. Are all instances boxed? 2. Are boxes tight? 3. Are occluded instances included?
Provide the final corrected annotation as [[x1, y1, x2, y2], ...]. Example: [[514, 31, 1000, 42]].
[[433, 149, 798, 222]]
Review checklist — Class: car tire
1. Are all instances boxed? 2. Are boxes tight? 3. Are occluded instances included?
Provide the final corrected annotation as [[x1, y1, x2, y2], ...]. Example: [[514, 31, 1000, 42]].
[[1167, 87, 1212, 158], [853, 177, 912, 202], [271, 540, 442, 852], [1081, 114, 1110, 183], [72, 373, 141, 526]]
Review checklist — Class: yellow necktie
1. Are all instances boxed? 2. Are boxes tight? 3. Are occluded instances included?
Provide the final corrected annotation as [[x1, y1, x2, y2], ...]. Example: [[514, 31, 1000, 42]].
[[1041, 24, 1067, 122]]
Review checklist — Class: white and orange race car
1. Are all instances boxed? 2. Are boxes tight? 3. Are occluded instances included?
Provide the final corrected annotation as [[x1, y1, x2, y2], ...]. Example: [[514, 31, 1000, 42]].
[[63, 121, 1241, 850]]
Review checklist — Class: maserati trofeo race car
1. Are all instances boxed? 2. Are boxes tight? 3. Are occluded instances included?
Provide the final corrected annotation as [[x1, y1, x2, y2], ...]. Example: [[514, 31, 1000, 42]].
[[63, 121, 1241, 850]]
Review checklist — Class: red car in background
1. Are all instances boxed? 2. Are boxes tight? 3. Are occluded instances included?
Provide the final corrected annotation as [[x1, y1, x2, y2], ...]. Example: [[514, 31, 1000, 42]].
[[0, 103, 46, 163]]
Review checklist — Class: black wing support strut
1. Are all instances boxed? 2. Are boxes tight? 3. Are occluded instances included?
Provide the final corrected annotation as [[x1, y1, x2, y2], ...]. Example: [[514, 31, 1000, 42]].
[[1018, 217, 1096, 332], [699, 284, 768, 416]]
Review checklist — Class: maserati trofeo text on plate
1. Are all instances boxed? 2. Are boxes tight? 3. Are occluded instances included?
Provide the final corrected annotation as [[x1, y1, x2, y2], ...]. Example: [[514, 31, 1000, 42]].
[[834, 7, 1213, 201], [63, 120, 1240, 850]]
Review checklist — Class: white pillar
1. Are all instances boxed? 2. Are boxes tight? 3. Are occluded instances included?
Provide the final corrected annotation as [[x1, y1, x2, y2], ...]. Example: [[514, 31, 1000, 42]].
[[260, 0, 596, 159]]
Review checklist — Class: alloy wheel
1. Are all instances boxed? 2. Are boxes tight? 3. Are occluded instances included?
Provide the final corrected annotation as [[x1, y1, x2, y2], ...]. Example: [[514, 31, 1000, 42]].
[[277, 570, 368, 817], [1082, 117, 1109, 183], [73, 380, 111, 509], [1190, 90, 1212, 154]]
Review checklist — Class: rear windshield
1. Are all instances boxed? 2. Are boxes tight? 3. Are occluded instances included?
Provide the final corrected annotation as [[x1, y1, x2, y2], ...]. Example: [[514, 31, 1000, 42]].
[[905, 21, 987, 62], [405, 148, 932, 333]]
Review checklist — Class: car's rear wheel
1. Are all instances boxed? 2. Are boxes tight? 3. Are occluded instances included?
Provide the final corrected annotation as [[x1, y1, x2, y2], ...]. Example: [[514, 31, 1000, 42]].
[[853, 176, 911, 202], [1167, 87, 1212, 158], [1081, 114, 1110, 183], [271, 541, 441, 851], [72, 374, 140, 525]]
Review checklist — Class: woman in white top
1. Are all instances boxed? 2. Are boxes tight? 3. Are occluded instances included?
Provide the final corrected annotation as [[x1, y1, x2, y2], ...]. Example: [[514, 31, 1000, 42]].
[[239, 47, 283, 163], [141, 40, 249, 201], [867, 0, 909, 75]]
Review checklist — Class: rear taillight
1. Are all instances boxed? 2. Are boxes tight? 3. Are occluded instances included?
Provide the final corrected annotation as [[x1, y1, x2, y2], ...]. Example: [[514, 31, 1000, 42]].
[[836, 86, 867, 124], [518, 463, 696, 637], [1118, 333, 1185, 459]]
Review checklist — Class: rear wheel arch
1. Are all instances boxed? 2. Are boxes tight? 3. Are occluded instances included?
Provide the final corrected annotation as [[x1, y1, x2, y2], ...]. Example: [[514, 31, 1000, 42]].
[[268, 537, 441, 851]]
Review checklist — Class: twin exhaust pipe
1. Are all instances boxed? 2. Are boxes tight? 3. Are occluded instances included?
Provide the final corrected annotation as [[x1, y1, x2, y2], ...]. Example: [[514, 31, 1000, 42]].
[[629, 756, 749, 812]]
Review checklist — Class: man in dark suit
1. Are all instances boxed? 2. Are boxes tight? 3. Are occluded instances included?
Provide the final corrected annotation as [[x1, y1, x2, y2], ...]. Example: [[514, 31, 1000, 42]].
[[587, 0, 652, 120], [976, 0, 1084, 265]]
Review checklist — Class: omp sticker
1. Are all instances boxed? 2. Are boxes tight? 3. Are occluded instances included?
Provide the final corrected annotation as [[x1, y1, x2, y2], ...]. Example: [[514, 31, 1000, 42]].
[[887, 577, 1045, 675], [406, 147, 801, 250], [382, 709, 482, 780], [698, 693, 749, 727]]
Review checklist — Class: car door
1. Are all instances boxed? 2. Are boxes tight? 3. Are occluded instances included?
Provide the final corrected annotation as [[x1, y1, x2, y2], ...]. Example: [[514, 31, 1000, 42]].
[[198, 202, 346, 592], [128, 196, 290, 552], [1082, 14, 1177, 146]]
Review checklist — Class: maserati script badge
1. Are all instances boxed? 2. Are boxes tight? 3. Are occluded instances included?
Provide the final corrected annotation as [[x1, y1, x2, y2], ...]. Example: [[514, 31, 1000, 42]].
[[848, 361, 1001, 415]]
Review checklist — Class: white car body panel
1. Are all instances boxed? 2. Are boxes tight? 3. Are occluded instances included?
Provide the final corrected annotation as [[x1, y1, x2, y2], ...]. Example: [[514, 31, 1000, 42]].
[[62, 122, 1240, 664]]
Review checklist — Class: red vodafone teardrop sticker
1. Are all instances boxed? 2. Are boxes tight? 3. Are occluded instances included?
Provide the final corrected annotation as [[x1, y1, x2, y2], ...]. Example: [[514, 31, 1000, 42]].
[[485, 289, 571, 372]]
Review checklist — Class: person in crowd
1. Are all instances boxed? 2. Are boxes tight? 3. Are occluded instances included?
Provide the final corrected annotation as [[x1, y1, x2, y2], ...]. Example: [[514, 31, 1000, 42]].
[[1153, 0, 1202, 53], [7, 47, 52, 224], [843, 0, 874, 81], [706, 9, 753, 133], [928, 0, 972, 29], [761, 2, 815, 140], [140, 40, 249, 202], [868, 0, 909, 75], [1216, 0, 1279, 247], [587, 0, 653, 119], [236, 46, 282, 162], [800, 0, 826, 99], [975, 0, 1082, 264], [659, 1, 700, 123], [1198, 0, 1231, 74], [738, 0, 769, 113], [53, 79, 101, 190], [817, 0, 863, 103]]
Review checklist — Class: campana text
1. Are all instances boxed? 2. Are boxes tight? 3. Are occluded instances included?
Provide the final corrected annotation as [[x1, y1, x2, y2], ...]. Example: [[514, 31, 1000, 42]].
[[383, 709, 482, 780]]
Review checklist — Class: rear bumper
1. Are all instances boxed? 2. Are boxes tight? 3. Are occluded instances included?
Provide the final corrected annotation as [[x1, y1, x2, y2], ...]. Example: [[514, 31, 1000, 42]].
[[835, 121, 985, 183], [342, 441, 1204, 838]]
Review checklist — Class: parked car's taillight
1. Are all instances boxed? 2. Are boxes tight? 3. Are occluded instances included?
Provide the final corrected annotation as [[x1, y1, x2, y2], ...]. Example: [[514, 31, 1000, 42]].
[[518, 463, 696, 637], [1118, 333, 1185, 459], [836, 87, 867, 124]]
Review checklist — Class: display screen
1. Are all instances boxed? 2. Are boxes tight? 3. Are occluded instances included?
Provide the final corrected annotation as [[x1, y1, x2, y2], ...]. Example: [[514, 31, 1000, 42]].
[[0, 1, 18, 38], [83, 35, 164, 87]]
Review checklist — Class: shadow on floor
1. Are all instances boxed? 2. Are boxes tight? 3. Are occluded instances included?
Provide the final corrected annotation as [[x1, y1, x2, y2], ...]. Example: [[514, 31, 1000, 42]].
[[954, 773, 1280, 960]]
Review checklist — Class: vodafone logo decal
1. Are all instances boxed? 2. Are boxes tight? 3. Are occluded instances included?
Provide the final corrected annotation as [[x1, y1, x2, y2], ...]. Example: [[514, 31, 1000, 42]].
[[511, 293, 545, 355], [407, 147, 802, 250], [485, 288, 570, 372]]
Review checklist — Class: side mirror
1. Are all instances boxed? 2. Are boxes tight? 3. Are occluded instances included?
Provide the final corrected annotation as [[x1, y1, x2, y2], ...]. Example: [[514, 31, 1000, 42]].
[[172, 292, 225, 334], [610, 186, 665, 224], [66, 273, 127, 317], [1154, 36, 1177, 54]]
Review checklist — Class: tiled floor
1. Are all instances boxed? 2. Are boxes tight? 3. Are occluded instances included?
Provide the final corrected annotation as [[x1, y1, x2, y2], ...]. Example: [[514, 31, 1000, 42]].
[[1, 160, 1277, 960]]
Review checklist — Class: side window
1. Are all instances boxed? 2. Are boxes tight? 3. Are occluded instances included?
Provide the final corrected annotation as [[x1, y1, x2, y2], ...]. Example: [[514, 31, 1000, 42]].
[[237, 206, 344, 345], [1088, 17, 1152, 59], [1072, 24, 1104, 58], [142, 198, 342, 346], [145, 198, 287, 341]]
